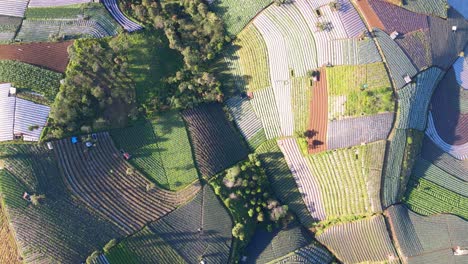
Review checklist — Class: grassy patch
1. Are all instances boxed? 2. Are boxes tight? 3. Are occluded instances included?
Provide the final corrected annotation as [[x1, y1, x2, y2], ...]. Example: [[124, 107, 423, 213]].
[[110, 111, 198, 191], [25, 4, 85, 19], [326, 63, 394, 118]]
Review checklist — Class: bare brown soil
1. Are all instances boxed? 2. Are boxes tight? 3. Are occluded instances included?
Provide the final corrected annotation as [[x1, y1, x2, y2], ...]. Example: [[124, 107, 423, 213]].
[[0, 41, 73, 72], [307, 68, 328, 154], [354, 0, 386, 31]]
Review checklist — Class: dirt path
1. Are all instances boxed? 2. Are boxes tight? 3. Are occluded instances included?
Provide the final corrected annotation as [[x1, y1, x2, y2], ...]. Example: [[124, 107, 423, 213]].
[[354, 0, 386, 31], [308, 68, 328, 154]]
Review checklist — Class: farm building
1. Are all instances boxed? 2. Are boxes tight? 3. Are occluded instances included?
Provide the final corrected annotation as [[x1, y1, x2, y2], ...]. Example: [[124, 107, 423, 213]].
[[0, 83, 50, 142]]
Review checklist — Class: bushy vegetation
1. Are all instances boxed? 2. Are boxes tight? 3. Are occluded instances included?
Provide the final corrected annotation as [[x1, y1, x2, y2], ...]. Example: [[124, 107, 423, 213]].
[[120, 0, 226, 112], [49, 35, 137, 136], [0, 60, 62, 100], [210, 154, 293, 257]]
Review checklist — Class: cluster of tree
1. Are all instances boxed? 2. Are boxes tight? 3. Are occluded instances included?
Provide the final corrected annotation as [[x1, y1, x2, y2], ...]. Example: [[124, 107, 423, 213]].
[[121, 0, 226, 112], [49, 38, 137, 137], [211, 154, 293, 243]]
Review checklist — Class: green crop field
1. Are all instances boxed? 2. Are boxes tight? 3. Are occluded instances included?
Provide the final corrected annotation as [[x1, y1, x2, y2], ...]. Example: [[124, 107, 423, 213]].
[[256, 140, 314, 226], [0, 144, 120, 263], [210, 0, 273, 36], [105, 227, 185, 264], [110, 111, 198, 191], [0, 60, 62, 100], [326, 62, 394, 119], [307, 141, 386, 218], [291, 77, 311, 134], [231, 24, 271, 92], [405, 178, 468, 220]]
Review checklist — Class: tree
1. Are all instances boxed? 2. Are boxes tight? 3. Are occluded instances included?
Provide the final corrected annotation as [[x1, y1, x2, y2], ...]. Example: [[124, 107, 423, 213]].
[[30, 194, 45, 206], [232, 223, 245, 241], [248, 208, 255, 217]]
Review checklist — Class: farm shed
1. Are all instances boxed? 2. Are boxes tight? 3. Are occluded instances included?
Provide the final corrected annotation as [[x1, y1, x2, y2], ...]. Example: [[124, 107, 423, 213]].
[[0, 83, 50, 142]]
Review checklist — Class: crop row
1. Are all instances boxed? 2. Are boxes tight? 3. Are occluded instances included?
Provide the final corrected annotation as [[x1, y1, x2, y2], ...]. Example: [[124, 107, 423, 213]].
[[399, 0, 447, 18], [0, 144, 121, 263], [369, 0, 429, 34], [411, 158, 468, 197], [182, 103, 249, 177], [307, 142, 383, 218], [428, 9, 468, 70], [209, 0, 272, 36], [103, 0, 142, 32], [245, 222, 312, 264], [148, 186, 232, 264], [374, 28, 418, 90], [453, 55, 468, 90], [397, 67, 444, 130], [425, 112, 468, 160], [53, 132, 189, 235], [28, 0, 92, 8], [386, 204, 468, 260], [0, 0, 28, 18], [381, 129, 407, 207], [225, 95, 266, 149], [278, 138, 326, 221], [395, 29, 432, 70], [233, 24, 271, 92], [404, 178, 468, 219], [421, 136, 467, 181], [291, 77, 310, 134], [271, 242, 333, 264], [250, 87, 282, 139], [317, 215, 399, 264], [255, 140, 314, 226], [105, 227, 185, 264], [112, 111, 199, 191], [327, 112, 394, 150], [0, 206, 20, 264], [0, 60, 62, 100]]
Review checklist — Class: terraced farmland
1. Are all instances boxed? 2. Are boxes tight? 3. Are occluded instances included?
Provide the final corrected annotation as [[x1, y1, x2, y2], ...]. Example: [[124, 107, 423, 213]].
[[278, 138, 326, 221], [421, 137, 468, 181], [268, 242, 333, 264], [411, 158, 468, 197], [245, 223, 312, 264], [405, 177, 468, 220], [17, 3, 121, 42], [0, 144, 121, 263], [111, 111, 199, 191], [397, 67, 444, 131], [225, 96, 266, 149], [229, 24, 271, 92], [106, 186, 232, 264], [209, 0, 272, 36], [306, 141, 386, 218], [53, 132, 200, 235], [327, 113, 394, 150], [387, 204, 468, 263], [256, 140, 314, 226], [182, 103, 249, 177], [395, 29, 432, 71], [382, 129, 407, 207], [374, 28, 419, 90], [428, 8, 468, 70], [0, 15, 22, 42], [317, 215, 399, 264]]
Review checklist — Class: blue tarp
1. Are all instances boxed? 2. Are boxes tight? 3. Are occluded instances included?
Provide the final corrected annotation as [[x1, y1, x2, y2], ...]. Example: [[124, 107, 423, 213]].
[[71, 137, 78, 144]]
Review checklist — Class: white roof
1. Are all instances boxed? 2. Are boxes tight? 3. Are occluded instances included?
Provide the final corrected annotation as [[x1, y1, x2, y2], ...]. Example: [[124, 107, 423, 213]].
[[0, 83, 50, 142]]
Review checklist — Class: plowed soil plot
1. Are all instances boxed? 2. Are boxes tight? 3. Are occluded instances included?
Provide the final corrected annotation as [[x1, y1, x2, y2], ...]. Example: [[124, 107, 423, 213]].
[[307, 69, 328, 154], [0, 41, 72, 72], [431, 68, 468, 145], [181, 103, 249, 177], [355, 0, 386, 31]]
